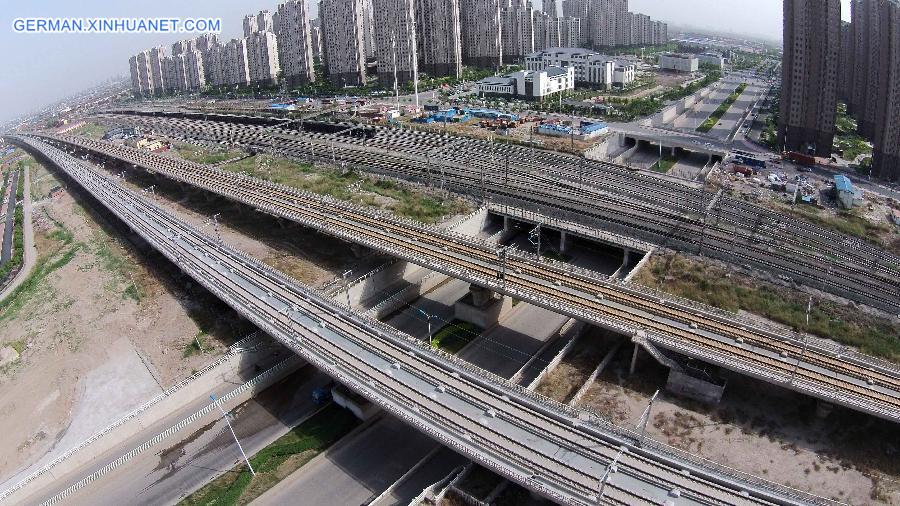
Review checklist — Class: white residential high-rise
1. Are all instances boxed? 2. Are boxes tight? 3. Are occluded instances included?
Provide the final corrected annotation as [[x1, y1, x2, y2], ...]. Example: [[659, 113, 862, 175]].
[[224, 38, 251, 87], [460, 0, 503, 69], [247, 31, 281, 86], [172, 38, 198, 56], [372, 0, 418, 84], [128, 56, 141, 95], [129, 54, 150, 96], [205, 44, 226, 87], [416, 0, 463, 77], [275, 0, 316, 85], [129, 48, 167, 96], [590, 0, 627, 48], [244, 10, 275, 37], [320, 0, 368, 86], [501, 4, 535, 63], [548, 17, 583, 48], [533, 10, 551, 51], [168, 50, 205, 92], [562, 0, 591, 40], [193, 34, 220, 85], [147, 47, 167, 94], [162, 56, 178, 93]]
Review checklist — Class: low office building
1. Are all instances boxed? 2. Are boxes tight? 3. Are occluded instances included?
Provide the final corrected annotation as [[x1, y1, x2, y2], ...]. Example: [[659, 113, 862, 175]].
[[476, 66, 575, 100], [697, 52, 725, 69], [525, 48, 636, 89], [659, 53, 699, 72]]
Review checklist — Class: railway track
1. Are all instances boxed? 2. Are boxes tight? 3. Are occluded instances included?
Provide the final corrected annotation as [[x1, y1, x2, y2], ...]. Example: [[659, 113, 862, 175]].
[[100, 112, 900, 313], [11, 134, 839, 506], [41, 133, 900, 423]]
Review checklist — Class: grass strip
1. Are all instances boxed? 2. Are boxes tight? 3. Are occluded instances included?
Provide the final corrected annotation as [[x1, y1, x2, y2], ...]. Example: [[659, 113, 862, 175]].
[[697, 83, 747, 132], [431, 319, 482, 355], [178, 403, 360, 506], [634, 253, 900, 362], [220, 155, 469, 224]]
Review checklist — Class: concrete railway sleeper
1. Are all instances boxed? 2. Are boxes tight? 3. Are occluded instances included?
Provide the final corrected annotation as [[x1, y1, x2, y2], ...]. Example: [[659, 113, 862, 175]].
[[57, 128, 900, 313], [12, 135, 836, 506], [93, 114, 900, 311], [36, 135, 900, 422]]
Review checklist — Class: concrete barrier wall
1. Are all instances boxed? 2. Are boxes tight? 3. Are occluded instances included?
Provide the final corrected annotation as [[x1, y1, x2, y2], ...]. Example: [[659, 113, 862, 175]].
[[612, 134, 641, 164], [624, 248, 655, 283], [446, 206, 489, 236], [525, 320, 586, 391], [9, 355, 302, 505], [651, 83, 718, 128]]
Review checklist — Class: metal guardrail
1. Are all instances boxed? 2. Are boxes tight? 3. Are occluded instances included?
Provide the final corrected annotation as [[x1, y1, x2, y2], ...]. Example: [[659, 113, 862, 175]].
[[17, 135, 842, 505], [38, 356, 300, 506], [0, 332, 264, 502]]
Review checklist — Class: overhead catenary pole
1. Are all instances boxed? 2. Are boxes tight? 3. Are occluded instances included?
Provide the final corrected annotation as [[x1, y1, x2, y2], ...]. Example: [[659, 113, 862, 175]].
[[636, 389, 660, 446], [789, 296, 813, 385]]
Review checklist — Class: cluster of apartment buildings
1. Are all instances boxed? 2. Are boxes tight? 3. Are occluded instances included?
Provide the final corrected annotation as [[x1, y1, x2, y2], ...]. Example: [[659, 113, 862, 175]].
[[779, 0, 900, 182], [129, 1, 316, 96], [559, 0, 667, 49], [131, 0, 669, 96]]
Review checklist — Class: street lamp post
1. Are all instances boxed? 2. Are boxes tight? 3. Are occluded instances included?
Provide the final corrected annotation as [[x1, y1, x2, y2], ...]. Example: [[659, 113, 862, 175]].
[[210, 394, 256, 476], [416, 307, 434, 341]]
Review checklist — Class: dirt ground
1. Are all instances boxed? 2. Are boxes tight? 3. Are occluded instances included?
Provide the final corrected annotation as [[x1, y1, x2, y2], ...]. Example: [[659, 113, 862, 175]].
[[102, 156, 390, 288], [0, 151, 387, 484], [0, 182, 253, 483], [574, 346, 900, 505]]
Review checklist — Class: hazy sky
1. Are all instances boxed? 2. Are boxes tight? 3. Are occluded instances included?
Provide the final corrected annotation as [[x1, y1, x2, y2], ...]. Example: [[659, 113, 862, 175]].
[[0, 0, 853, 124]]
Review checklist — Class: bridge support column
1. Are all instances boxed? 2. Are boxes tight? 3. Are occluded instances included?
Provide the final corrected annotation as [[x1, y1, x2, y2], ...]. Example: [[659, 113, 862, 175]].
[[560, 232, 569, 255], [612, 249, 632, 279], [503, 215, 511, 232], [815, 400, 835, 419], [629, 343, 640, 375], [671, 146, 676, 157], [454, 284, 513, 328]]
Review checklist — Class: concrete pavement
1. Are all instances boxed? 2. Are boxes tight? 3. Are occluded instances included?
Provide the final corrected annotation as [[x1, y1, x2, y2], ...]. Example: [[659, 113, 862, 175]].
[[458, 302, 570, 379], [382, 278, 470, 342], [56, 365, 330, 506], [8, 343, 300, 505], [252, 415, 438, 506]]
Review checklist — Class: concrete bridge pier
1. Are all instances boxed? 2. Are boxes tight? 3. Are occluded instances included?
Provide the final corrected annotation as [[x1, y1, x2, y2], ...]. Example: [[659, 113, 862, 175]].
[[815, 400, 835, 419], [454, 284, 512, 328], [560, 231, 569, 255], [612, 249, 633, 279]]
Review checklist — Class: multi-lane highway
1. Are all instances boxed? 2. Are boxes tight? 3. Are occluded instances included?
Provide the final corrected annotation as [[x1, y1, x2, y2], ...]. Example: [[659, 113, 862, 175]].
[[10, 134, 838, 506], [42, 133, 900, 423], [99, 111, 900, 314]]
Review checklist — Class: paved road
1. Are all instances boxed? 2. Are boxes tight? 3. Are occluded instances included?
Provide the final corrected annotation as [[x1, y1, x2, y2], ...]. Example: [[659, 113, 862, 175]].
[[458, 302, 569, 380], [12, 344, 301, 505], [252, 415, 438, 506], [1, 169, 19, 265], [707, 82, 767, 141], [383, 278, 471, 342], [370, 446, 468, 506], [253, 284, 569, 506]]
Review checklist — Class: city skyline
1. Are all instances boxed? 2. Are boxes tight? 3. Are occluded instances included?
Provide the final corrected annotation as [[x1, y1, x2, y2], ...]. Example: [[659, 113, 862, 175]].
[[1, 0, 849, 124]]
